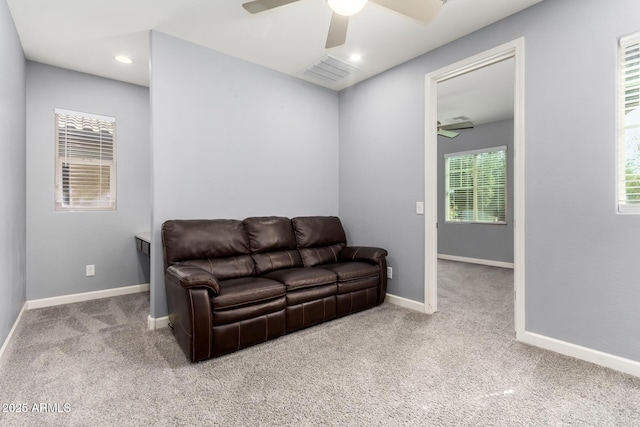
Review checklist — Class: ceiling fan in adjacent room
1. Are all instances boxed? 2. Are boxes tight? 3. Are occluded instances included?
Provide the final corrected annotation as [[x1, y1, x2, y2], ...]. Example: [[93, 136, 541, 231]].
[[437, 116, 474, 139], [242, 0, 444, 48]]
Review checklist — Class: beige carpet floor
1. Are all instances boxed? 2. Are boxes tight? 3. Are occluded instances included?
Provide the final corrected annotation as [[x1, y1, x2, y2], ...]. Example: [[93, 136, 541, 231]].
[[1, 260, 639, 426]]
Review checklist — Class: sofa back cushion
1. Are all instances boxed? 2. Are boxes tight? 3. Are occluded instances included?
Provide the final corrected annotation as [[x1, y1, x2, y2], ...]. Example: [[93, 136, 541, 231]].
[[176, 257, 255, 281], [244, 216, 302, 275], [162, 219, 255, 279], [292, 216, 347, 267]]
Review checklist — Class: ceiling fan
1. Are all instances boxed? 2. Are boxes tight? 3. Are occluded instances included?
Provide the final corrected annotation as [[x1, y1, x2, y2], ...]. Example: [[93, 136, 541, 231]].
[[438, 116, 474, 138], [242, 0, 444, 48]]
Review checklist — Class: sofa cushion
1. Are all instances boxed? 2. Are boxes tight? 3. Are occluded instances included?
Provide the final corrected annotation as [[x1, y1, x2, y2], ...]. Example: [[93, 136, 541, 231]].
[[178, 257, 255, 281], [298, 245, 344, 267], [212, 297, 286, 327], [213, 277, 286, 310], [291, 216, 346, 249], [320, 262, 380, 281], [244, 216, 297, 252], [244, 216, 304, 275], [252, 250, 303, 276], [286, 283, 337, 306], [337, 276, 379, 295], [262, 267, 337, 291], [162, 219, 251, 267]]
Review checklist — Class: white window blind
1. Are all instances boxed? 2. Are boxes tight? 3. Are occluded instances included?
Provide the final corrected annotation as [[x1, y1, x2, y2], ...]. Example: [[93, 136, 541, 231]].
[[445, 146, 507, 224], [619, 32, 640, 213], [54, 109, 116, 211]]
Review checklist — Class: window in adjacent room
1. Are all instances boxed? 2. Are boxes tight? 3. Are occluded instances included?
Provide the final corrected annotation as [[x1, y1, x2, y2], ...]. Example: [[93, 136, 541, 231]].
[[445, 146, 507, 224], [54, 109, 116, 211], [618, 31, 640, 213]]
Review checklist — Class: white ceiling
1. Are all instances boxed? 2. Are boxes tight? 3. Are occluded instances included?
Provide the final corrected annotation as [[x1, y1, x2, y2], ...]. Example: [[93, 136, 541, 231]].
[[438, 57, 515, 126], [7, 0, 541, 93]]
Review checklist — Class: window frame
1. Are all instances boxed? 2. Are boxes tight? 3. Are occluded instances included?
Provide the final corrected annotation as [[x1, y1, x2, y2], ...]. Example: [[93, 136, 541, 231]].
[[54, 108, 117, 212], [617, 31, 640, 214], [445, 145, 507, 225]]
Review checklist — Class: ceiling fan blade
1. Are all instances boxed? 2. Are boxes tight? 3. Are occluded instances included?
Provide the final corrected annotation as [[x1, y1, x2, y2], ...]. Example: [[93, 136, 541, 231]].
[[325, 12, 349, 49], [369, 0, 442, 24], [242, 0, 301, 14], [440, 121, 474, 130], [438, 129, 459, 138]]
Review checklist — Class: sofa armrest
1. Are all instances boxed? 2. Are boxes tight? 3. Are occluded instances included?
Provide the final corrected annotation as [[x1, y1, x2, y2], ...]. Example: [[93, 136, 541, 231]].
[[340, 246, 388, 306], [165, 267, 217, 362], [166, 265, 220, 295], [340, 246, 388, 263]]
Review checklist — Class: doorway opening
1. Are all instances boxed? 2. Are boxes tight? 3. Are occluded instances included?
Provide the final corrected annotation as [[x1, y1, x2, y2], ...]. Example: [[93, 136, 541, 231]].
[[424, 38, 525, 338]]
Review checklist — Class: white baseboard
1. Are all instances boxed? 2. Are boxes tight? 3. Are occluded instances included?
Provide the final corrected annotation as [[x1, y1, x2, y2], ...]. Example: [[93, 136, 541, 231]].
[[519, 331, 640, 378], [386, 293, 425, 312], [27, 283, 150, 310], [438, 254, 514, 269], [0, 302, 28, 367], [147, 315, 170, 330]]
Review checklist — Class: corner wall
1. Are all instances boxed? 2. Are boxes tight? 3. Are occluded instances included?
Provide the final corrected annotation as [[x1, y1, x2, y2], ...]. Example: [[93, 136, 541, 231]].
[[26, 62, 150, 300], [0, 0, 26, 348], [149, 32, 340, 318]]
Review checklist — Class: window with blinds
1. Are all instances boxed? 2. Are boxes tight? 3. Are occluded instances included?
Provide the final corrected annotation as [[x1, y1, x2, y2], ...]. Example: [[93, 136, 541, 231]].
[[619, 32, 640, 213], [445, 146, 507, 224], [54, 109, 116, 211]]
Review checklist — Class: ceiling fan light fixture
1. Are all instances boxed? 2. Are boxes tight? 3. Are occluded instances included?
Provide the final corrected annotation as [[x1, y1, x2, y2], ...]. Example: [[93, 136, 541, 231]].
[[114, 55, 133, 64], [327, 0, 368, 17]]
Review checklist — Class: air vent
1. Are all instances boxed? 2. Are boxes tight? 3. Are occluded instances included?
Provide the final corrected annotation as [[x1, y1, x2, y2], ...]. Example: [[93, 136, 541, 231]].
[[302, 55, 359, 83]]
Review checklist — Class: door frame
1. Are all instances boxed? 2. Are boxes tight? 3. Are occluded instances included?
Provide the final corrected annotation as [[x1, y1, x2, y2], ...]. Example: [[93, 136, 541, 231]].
[[423, 38, 526, 338]]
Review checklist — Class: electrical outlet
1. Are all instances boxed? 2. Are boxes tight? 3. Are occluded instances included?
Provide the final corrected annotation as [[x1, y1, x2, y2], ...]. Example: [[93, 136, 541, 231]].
[[416, 201, 424, 215], [387, 266, 393, 279], [86, 264, 95, 277]]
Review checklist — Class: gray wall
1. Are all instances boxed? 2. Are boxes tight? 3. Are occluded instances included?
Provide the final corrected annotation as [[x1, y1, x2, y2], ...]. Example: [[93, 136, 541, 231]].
[[0, 0, 26, 348], [26, 62, 150, 299], [437, 119, 514, 263], [339, 72, 425, 301], [149, 32, 339, 318], [339, 0, 640, 361]]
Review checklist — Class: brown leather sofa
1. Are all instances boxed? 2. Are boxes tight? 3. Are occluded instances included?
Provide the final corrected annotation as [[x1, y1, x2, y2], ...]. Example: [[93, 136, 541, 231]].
[[162, 216, 388, 362]]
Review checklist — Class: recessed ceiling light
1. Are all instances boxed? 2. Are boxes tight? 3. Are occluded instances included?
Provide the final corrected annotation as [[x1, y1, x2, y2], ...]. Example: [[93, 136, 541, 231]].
[[350, 54, 362, 62], [114, 55, 133, 64]]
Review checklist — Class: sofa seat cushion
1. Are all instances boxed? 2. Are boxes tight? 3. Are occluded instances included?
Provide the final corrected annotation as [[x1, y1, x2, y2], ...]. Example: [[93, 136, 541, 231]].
[[321, 262, 379, 281], [286, 283, 337, 306], [213, 277, 285, 310], [213, 297, 286, 327], [337, 276, 379, 295], [262, 267, 337, 291]]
